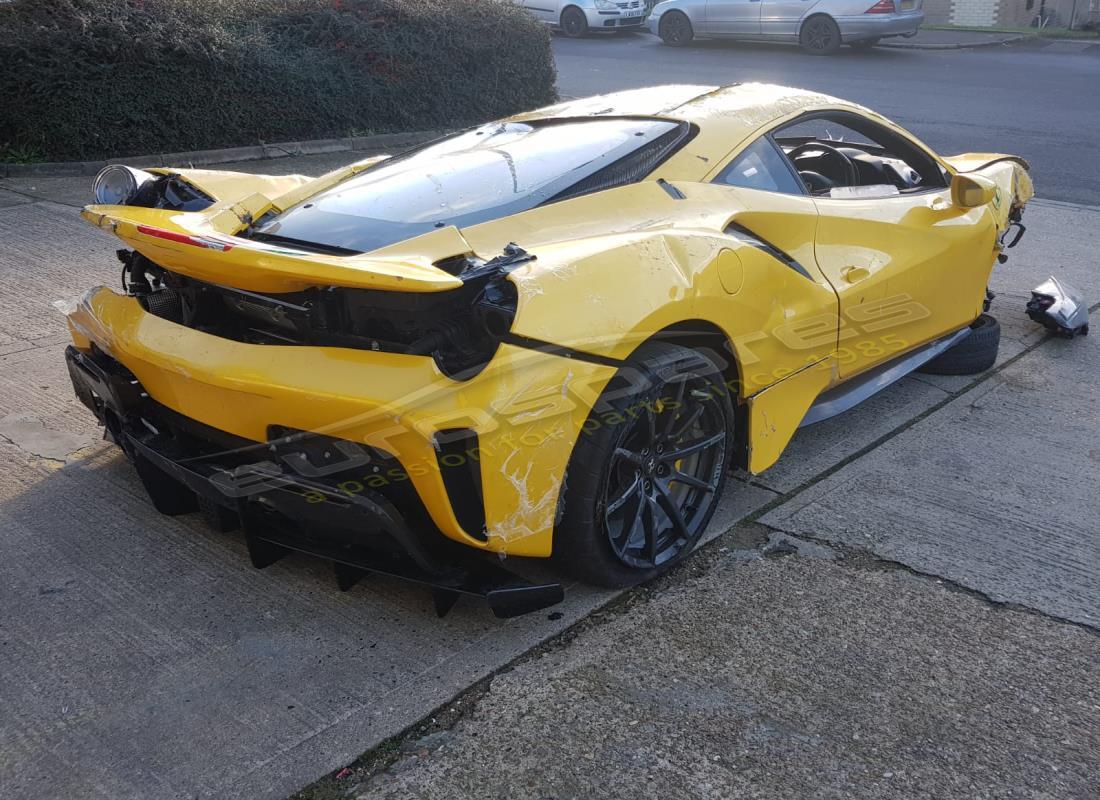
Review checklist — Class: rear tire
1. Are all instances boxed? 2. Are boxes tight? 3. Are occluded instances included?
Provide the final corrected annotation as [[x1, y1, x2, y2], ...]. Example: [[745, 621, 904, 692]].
[[659, 11, 694, 46], [560, 6, 589, 38], [554, 342, 734, 588], [800, 15, 842, 55], [918, 314, 1001, 375]]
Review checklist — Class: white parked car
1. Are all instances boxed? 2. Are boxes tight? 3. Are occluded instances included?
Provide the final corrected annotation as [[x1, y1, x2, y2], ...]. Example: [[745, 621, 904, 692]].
[[513, 0, 650, 37], [648, 0, 924, 54]]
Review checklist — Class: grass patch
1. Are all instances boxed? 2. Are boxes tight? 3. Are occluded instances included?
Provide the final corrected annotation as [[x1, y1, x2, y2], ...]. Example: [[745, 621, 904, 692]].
[[0, 145, 47, 165], [924, 23, 1100, 39]]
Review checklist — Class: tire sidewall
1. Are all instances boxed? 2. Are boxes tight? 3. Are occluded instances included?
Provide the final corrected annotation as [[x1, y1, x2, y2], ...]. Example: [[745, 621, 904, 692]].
[[800, 15, 842, 55], [561, 6, 588, 37], [917, 314, 1001, 376], [659, 11, 693, 46]]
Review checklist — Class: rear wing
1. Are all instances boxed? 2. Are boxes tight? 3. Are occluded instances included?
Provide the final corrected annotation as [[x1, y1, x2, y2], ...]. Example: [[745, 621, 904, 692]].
[[81, 195, 468, 294]]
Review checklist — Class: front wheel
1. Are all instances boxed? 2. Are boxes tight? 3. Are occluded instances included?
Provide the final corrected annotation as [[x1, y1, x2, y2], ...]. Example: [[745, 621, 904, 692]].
[[554, 342, 734, 587], [800, 15, 842, 55], [560, 6, 589, 38], [918, 314, 1001, 375], [659, 11, 694, 46]]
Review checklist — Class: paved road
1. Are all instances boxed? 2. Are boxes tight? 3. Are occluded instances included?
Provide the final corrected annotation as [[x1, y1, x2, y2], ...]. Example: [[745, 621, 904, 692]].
[[553, 35, 1100, 206]]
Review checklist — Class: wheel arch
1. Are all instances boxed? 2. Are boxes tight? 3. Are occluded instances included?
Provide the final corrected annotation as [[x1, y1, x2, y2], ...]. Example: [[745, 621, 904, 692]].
[[658, 8, 694, 37], [801, 11, 838, 29], [637, 320, 750, 470]]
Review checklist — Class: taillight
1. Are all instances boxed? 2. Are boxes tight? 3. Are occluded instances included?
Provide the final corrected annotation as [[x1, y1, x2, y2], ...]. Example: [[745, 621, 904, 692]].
[[865, 0, 895, 11], [136, 225, 235, 252]]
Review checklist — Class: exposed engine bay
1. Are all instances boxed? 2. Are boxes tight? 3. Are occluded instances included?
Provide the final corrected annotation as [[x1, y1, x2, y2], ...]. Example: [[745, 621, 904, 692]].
[[119, 246, 524, 379]]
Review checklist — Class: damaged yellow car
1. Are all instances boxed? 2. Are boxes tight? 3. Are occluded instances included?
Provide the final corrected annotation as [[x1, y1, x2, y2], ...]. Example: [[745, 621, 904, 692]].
[[65, 83, 1033, 617]]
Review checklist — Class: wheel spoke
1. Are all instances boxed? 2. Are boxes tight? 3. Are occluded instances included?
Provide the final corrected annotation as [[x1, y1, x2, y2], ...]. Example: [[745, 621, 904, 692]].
[[668, 469, 716, 494], [611, 485, 646, 552], [614, 446, 643, 466], [654, 481, 690, 543], [642, 495, 659, 562], [662, 378, 688, 438], [606, 474, 642, 515], [665, 432, 724, 462], [670, 403, 704, 442], [644, 401, 657, 443]]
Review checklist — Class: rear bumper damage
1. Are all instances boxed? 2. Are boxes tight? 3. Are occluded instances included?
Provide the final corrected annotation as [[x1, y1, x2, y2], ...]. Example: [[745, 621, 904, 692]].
[[65, 343, 565, 618], [65, 287, 616, 558]]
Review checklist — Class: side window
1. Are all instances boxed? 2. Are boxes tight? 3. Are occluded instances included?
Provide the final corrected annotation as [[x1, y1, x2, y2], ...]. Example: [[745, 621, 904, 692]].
[[714, 137, 805, 196], [774, 112, 948, 196]]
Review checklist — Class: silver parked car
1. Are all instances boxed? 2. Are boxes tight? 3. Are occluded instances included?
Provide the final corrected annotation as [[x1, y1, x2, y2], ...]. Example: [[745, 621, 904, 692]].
[[647, 0, 923, 54], [513, 0, 650, 37]]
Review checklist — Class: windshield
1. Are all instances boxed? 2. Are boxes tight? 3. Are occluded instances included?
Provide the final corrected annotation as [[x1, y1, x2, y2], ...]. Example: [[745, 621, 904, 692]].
[[252, 118, 681, 253]]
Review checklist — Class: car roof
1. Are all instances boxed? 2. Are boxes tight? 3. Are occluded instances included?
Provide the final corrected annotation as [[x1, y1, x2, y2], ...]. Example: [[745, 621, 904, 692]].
[[517, 83, 842, 122], [512, 83, 869, 182]]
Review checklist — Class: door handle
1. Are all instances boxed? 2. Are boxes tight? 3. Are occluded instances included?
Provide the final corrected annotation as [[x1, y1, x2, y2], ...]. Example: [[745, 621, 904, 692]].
[[841, 266, 871, 284]]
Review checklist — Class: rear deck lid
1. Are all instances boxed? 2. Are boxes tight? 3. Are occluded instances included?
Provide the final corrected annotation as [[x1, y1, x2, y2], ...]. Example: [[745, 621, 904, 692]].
[[250, 117, 683, 254]]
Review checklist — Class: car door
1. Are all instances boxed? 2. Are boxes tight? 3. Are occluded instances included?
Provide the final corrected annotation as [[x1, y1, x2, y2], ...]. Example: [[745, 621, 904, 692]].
[[760, 0, 816, 36], [774, 114, 994, 380], [812, 190, 993, 379], [707, 135, 840, 390], [705, 0, 763, 35]]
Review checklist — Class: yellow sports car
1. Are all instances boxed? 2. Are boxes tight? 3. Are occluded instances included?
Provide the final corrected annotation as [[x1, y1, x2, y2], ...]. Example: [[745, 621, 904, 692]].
[[65, 83, 1032, 616]]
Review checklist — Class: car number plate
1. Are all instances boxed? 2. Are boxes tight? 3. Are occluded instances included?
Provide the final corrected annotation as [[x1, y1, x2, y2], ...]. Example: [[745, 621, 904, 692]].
[[900, 0, 915, 8], [624, 8, 644, 16]]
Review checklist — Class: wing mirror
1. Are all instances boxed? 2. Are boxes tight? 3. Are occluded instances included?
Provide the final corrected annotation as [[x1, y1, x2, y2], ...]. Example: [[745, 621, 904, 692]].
[[951, 173, 997, 208]]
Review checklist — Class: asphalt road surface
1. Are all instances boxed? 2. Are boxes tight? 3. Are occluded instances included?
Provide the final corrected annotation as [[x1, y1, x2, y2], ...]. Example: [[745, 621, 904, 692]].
[[552, 36, 1100, 206]]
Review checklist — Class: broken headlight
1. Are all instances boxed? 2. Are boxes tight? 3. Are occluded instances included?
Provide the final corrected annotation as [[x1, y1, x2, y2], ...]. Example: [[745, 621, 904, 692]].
[[93, 165, 155, 206], [1026, 277, 1089, 338], [93, 166, 214, 212]]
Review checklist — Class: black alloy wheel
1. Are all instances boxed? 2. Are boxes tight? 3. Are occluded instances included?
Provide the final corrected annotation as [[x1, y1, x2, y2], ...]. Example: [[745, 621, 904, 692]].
[[555, 342, 733, 587], [800, 15, 842, 55], [659, 11, 694, 46], [561, 7, 589, 38]]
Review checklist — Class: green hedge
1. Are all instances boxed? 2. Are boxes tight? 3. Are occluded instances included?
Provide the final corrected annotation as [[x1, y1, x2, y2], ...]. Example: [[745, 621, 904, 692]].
[[0, 0, 557, 162]]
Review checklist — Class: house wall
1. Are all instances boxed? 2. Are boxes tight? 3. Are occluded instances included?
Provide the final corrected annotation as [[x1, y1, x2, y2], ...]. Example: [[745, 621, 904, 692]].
[[922, 0, 1097, 26], [950, 0, 999, 25], [923, 0, 954, 24]]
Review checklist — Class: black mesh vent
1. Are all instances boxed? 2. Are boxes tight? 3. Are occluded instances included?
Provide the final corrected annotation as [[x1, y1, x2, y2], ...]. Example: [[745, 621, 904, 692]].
[[141, 288, 184, 324], [543, 121, 694, 205], [434, 429, 487, 541]]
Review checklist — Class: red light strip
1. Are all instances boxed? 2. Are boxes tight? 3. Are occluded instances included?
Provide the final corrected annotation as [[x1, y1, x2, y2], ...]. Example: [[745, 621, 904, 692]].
[[136, 225, 235, 252]]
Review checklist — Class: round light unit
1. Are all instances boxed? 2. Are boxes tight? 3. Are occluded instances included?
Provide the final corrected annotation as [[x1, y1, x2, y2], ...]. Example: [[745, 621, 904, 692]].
[[92, 165, 155, 206]]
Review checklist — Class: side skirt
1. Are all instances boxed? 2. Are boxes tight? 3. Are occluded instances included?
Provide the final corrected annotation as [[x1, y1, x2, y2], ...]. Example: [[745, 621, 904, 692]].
[[799, 326, 972, 428]]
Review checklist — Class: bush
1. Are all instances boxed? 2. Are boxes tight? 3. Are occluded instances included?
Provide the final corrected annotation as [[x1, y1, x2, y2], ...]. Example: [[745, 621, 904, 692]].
[[0, 0, 557, 162]]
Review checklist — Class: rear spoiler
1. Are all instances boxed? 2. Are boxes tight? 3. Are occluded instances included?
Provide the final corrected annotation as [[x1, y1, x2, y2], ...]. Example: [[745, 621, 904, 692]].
[[82, 202, 468, 294]]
